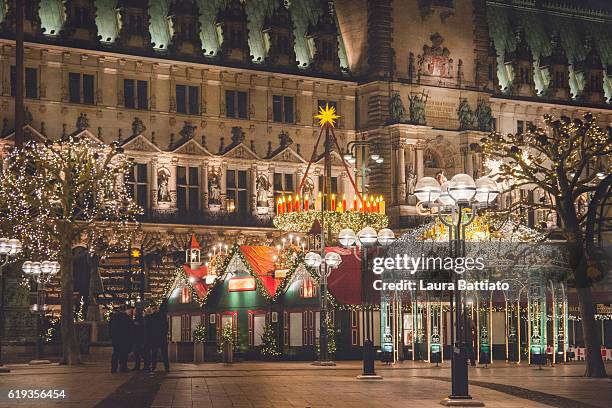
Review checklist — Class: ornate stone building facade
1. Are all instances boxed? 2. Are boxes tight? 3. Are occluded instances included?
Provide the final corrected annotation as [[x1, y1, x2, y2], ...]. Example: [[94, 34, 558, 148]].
[[0, 0, 610, 300]]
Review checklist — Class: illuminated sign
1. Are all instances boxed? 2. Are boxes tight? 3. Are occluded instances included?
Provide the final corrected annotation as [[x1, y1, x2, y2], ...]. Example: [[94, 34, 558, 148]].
[[228, 277, 256, 292]]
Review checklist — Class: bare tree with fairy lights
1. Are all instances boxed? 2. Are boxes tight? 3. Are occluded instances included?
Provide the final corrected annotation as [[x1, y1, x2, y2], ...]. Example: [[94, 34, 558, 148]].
[[478, 113, 611, 377], [0, 135, 142, 365]]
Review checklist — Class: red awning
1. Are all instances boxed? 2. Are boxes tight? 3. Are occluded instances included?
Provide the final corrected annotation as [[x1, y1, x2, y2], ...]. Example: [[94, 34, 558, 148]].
[[240, 246, 282, 296], [183, 264, 208, 298], [326, 246, 380, 305]]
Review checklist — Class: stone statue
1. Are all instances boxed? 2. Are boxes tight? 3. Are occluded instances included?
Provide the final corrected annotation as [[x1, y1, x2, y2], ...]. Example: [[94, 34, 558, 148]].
[[457, 98, 475, 130], [435, 170, 447, 185], [76, 113, 89, 130], [406, 170, 417, 196], [256, 175, 270, 208], [279, 130, 293, 147], [389, 92, 406, 123], [208, 170, 222, 206], [475, 99, 494, 132], [408, 92, 427, 125], [231, 126, 245, 145], [132, 117, 146, 136], [24, 107, 33, 125], [179, 121, 197, 140], [301, 177, 314, 207], [157, 170, 170, 202]]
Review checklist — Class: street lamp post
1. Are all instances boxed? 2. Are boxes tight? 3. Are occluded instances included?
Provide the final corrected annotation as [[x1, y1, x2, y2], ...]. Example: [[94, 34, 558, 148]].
[[338, 227, 395, 379], [415, 174, 498, 406], [343, 138, 384, 194], [0, 237, 23, 373], [23, 260, 60, 364], [305, 251, 342, 365]]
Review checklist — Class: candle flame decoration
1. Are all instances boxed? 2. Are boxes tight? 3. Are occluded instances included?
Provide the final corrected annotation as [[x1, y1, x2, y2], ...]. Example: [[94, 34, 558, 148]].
[[272, 103, 388, 233]]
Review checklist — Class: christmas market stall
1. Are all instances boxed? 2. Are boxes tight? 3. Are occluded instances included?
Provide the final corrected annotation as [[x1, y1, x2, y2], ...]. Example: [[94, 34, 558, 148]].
[[381, 217, 573, 366]]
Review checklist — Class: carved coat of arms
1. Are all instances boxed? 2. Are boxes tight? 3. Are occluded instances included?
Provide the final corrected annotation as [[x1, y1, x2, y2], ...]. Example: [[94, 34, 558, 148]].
[[418, 33, 453, 78]]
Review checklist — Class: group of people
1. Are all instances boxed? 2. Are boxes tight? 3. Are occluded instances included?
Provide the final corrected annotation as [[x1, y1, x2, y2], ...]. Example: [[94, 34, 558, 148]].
[[108, 300, 170, 373]]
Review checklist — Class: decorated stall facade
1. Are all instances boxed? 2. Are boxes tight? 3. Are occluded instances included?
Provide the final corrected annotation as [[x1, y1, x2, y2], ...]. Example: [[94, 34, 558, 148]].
[[165, 235, 386, 360], [380, 217, 572, 366]]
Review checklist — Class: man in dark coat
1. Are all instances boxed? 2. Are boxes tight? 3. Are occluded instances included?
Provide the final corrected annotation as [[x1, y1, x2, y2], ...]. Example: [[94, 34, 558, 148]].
[[146, 302, 170, 372], [131, 309, 146, 370], [109, 304, 133, 373]]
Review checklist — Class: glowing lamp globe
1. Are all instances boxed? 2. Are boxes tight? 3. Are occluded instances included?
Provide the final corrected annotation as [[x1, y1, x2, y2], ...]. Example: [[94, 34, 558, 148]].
[[377, 228, 395, 246], [8, 238, 22, 255], [0, 238, 9, 255], [358, 227, 378, 247], [437, 181, 454, 207], [30, 262, 42, 275], [40, 261, 53, 274], [324, 251, 342, 268], [474, 177, 499, 204], [370, 153, 381, 161], [22, 261, 33, 274], [304, 252, 322, 268], [338, 228, 357, 247], [50, 261, 60, 275], [448, 173, 476, 203], [414, 177, 441, 204]]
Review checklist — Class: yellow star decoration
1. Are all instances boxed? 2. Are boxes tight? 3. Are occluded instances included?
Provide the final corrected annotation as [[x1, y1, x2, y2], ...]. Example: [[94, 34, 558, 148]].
[[315, 103, 340, 128]]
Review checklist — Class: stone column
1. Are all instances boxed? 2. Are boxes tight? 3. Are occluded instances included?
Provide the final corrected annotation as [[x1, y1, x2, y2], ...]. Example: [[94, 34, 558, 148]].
[[150, 158, 158, 209], [202, 161, 208, 209], [416, 144, 425, 180], [251, 163, 258, 214], [462, 147, 474, 178], [170, 158, 178, 209], [398, 144, 406, 204], [220, 161, 227, 209]]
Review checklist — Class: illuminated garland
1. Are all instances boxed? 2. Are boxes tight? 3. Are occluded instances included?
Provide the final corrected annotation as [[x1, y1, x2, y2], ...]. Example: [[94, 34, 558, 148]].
[[159, 266, 207, 307], [260, 323, 281, 356], [193, 323, 206, 343], [0, 137, 142, 261], [273, 210, 388, 234]]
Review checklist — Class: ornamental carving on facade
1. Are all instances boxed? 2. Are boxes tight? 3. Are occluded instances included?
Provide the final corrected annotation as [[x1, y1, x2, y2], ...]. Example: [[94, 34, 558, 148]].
[[418, 33, 453, 78], [157, 169, 171, 203], [208, 167, 222, 207]]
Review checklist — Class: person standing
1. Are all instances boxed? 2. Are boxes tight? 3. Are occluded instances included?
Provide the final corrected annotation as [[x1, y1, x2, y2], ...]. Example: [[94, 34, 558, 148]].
[[132, 309, 145, 370], [149, 301, 170, 372], [109, 304, 133, 373]]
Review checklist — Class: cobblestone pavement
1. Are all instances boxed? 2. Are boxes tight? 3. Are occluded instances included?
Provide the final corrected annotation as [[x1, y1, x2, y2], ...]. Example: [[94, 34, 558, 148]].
[[0, 360, 610, 408]]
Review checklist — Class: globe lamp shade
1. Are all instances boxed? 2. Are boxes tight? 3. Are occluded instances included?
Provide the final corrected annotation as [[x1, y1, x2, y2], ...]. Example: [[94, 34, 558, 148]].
[[377, 228, 395, 246], [448, 173, 476, 203], [414, 177, 441, 204], [474, 177, 499, 204], [324, 251, 342, 268], [358, 227, 378, 247], [338, 228, 357, 247], [437, 181, 454, 207], [304, 252, 322, 268]]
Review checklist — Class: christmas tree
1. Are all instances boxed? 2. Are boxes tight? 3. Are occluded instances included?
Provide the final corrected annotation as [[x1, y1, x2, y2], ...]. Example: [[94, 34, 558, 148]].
[[260, 323, 281, 356]]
